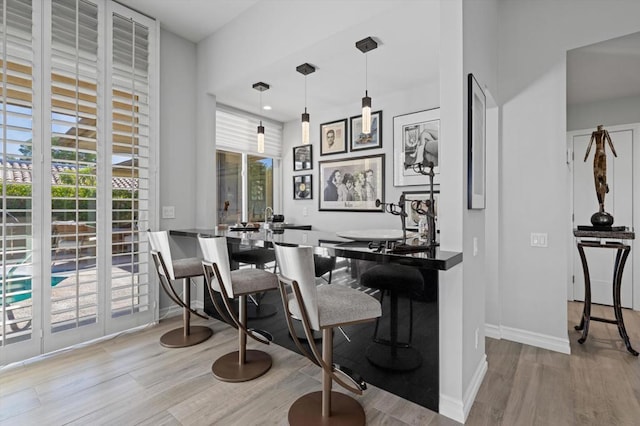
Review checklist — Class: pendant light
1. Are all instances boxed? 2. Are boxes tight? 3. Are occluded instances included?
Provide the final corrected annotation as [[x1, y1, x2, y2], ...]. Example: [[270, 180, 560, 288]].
[[253, 82, 269, 153], [296, 63, 316, 145], [356, 36, 378, 135]]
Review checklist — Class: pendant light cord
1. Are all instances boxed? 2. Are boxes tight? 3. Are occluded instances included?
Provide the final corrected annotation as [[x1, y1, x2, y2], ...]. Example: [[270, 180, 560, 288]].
[[365, 53, 368, 96]]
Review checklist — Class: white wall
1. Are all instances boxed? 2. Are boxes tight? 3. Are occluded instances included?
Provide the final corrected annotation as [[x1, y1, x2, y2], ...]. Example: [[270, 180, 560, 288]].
[[498, 0, 640, 351], [568, 95, 640, 131], [435, 0, 498, 422], [158, 29, 199, 310], [281, 82, 439, 231]]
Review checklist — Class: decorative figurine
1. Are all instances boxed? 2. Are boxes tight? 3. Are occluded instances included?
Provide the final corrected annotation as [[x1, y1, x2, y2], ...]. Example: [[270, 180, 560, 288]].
[[583, 125, 617, 227]]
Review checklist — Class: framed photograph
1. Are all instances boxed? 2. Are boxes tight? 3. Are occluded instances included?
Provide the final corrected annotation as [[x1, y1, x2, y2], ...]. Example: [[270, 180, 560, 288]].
[[393, 108, 440, 187], [320, 118, 348, 156], [318, 153, 384, 212], [468, 73, 486, 209], [293, 174, 313, 200], [350, 110, 382, 151], [293, 145, 312, 171], [402, 190, 439, 231]]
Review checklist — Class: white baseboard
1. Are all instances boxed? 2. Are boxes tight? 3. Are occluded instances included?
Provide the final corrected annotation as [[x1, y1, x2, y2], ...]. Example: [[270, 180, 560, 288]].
[[485, 323, 571, 354], [439, 355, 488, 424], [439, 393, 465, 424], [463, 354, 488, 420], [484, 323, 501, 339]]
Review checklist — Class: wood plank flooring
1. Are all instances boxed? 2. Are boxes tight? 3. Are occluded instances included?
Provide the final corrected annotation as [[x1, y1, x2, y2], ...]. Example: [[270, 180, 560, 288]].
[[1, 301, 639, 425]]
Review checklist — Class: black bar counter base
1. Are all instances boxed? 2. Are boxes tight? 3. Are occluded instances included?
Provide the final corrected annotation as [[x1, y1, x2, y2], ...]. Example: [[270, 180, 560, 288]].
[[573, 227, 638, 356], [170, 228, 463, 413]]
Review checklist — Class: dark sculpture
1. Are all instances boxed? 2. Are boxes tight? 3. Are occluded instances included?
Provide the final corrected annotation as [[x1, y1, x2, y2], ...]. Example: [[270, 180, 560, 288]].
[[584, 125, 617, 227]]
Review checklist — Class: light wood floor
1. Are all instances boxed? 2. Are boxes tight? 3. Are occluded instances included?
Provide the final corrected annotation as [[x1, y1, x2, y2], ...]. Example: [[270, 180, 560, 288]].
[[1, 302, 639, 425]]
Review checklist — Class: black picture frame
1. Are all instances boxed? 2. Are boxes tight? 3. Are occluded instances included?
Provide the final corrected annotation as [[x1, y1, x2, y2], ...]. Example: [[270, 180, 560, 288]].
[[318, 153, 384, 212], [293, 145, 312, 171], [468, 73, 486, 209], [293, 174, 313, 200], [350, 110, 382, 151], [320, 118, 348, 156], [393, 108, 440, 186]]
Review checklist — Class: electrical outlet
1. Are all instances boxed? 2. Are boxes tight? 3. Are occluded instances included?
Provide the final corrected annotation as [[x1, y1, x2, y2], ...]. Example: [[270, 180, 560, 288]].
[[473, 237, 478, 256], [162, 206, 175, 219], [530, 232, 548, 247], [302, 207, 308, 217], [475, 328, 479, 349]]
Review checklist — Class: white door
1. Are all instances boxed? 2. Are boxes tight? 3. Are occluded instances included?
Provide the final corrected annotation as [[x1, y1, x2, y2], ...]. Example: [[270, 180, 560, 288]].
[[572, 127, 633, 307]]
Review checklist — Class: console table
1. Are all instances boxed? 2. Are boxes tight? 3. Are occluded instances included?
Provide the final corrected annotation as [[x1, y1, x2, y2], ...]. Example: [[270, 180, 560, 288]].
[[573, 228, 637, 356]]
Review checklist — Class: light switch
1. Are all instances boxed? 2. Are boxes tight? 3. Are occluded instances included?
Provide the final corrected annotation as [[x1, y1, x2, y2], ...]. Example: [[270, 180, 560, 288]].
[[530, 232, 548, 247], [162, 206, 175, 219]]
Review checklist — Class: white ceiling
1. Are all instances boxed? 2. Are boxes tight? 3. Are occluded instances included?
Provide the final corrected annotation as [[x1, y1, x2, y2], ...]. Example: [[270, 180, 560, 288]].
[[121, 0, 260, 44], [567, 31, 640, 106], [119, 1, 640, 119], [118, 0, 439, 123]]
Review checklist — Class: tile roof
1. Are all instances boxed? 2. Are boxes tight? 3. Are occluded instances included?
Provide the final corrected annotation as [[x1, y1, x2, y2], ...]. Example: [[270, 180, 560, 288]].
[[1, 160, 138, 189]]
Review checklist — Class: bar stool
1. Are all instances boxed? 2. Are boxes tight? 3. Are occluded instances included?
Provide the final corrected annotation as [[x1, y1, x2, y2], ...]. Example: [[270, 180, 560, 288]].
[[314, 255, 336, 284], [199, 235, 279, 382], [274, 243, 381, 426], [231, 248, 278, 319], [360, 264, 423, 371], [147, 230, 213, 348]]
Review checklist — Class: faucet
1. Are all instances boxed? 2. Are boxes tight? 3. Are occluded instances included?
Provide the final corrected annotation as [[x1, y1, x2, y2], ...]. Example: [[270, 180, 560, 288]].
[[264, 206, 273, 224]]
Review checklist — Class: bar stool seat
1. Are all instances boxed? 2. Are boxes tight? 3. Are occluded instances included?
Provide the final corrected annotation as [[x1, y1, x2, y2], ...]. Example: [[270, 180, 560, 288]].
[[360, 264, 423, 371], [231, 248, 278, 319], [147, 230, 213, 348]]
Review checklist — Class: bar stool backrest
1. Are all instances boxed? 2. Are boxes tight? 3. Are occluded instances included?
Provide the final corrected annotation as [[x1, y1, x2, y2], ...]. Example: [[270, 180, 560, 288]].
[[198, 235, 234, 297], [274, 244, 319, 331], [147, 230, 175, 280]]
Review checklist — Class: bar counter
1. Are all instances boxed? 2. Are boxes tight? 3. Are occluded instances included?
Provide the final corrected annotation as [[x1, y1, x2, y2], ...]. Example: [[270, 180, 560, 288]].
[[169, 228, 463, 271], [170, 227, 462, 412]]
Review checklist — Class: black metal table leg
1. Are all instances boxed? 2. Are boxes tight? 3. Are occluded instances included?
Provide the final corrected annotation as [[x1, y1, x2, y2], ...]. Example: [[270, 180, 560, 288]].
[[574, 239, 638, 356]]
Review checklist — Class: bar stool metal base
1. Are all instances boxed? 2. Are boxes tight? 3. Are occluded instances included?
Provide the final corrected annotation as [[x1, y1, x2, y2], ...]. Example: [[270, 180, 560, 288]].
[[288, 391, 365, 426], [211, 349, 272, 382], [365, 343, 422, 371], [160, 325, 213, 348]]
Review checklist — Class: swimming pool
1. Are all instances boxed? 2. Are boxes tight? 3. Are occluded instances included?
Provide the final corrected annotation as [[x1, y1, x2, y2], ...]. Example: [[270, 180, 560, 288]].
[[1, 275, 67, 305]]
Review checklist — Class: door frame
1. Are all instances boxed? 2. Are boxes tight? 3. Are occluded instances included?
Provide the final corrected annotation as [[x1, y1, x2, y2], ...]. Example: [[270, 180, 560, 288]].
[[567, 123, 639, 310]]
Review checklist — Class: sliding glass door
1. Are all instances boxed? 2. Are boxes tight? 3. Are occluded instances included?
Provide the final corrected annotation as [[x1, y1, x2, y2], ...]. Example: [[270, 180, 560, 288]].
[[0, 0, 157, 365]]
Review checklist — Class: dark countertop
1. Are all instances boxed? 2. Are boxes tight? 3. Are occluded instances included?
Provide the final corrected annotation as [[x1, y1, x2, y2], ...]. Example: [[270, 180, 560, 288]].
[[574, 228, 635, 240], [170, 228, 463, 271]]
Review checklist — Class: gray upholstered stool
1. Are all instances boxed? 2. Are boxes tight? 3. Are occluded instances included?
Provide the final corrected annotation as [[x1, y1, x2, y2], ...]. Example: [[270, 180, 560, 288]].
[[147, 230, 213, 348], [360, 263, 423, 371], [199, 235, 279, 382], [275, 243, 381, 426], [231, 248, 278, 319]]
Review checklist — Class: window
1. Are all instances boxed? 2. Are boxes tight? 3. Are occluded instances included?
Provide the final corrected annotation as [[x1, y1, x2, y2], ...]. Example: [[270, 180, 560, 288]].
[[216, 151, 274, 224], [215, 105, 281, 224]]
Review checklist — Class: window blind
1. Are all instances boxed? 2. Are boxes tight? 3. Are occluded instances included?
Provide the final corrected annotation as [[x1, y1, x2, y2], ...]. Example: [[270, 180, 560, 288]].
[[1, 0, 35, 344], [216, 104, 282, 158], [109, 11, 151, 318]]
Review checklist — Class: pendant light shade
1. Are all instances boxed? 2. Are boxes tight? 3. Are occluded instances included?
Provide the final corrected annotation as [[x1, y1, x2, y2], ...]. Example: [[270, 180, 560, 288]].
[[253, 82, 270, 154], [296, 63, 316, 145], [301, 110, 310, 145], [356, 37, 378, 135], [361, 92, 372, 134], [257, 122, 265, 153]]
